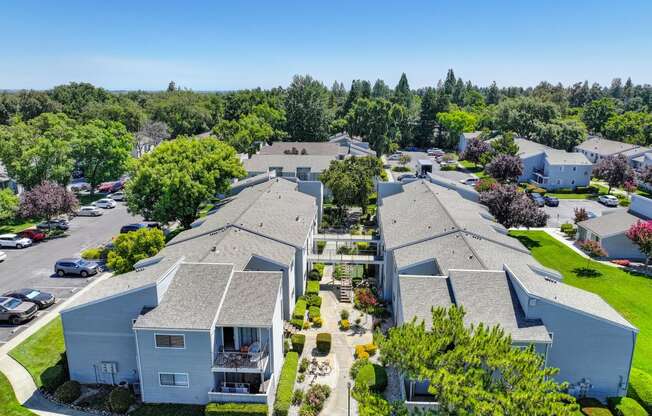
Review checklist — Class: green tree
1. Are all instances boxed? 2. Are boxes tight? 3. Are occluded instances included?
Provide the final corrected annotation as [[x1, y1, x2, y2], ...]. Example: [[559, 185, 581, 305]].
[[534, 117, 588, 151], [0, 113, 76, 189], [81, 99, 146, 132], [380, 306, 577, 415], [107, 227, 165, 274], [320, 156, 382, 215], [495, 97, 560, 138], [582, 97, 618, 134], [491, 132, 519, 156], [436, 110, 478, 149], [371, 79, 391, 99], [72, 120, 134, 194], [285, 75, 330, 141], [0, 189, 19, 223], [125, 136, 245, 228], [603, 111, 652, 145], [49, 82, 112, 119], [485, 81, 500, 104], [416, 88, 448, 148], [212, 114, 274, 154], [149, 91, 214, 137], [393, 73, 412, 109]]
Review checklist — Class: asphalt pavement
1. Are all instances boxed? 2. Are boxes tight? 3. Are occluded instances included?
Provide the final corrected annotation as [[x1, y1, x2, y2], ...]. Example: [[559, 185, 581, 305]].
[[543, 199, 621, 227], [0, 202, 141, 343]]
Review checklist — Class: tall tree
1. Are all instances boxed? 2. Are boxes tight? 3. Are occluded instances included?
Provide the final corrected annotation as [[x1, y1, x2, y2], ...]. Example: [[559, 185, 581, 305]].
[[19, 181, 79, 227], [582, 97, 618, 134], [626, 220, 652, 266], [393, 73, 412, 109], [460, 137, 491, 167], [443, 68, 456, 96], [149, 91, 213, 137], [107, 227, 165, 274], [603, 111, 652, 145], [490, 132, 519, 156], [380, 306, 576, 415], [495, 97, 560, 138], [72, 120, 134, 195], [285, 74, 330, 141], [436, 110, 478, 149], [593, 155, 634, 193], [485, 81, 500, 105], [485, 154, 523, 183], [479, 184, 548, 228], [135, 120, 170, 157], [320, 156, 382, 215], [0, 188, 19, 223], [212, 113, 274, 154], [371, 79, 391, 99], [125, 136, 245, 228]]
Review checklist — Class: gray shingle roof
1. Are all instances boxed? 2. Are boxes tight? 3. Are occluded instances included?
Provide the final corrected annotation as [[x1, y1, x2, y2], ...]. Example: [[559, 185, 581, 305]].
[[243, 154, 337, 174], [577, 210, 642, 237], [216, 271, 282, 327], [134, 263, 234, 330], [393, 232, 483, 272], [545, 150, 592, 165], [575, 137, 642, 156], [169, 178, 317, 248], [448, 269, 551, 343], [258, 141, 346, 156], [398, 275, 452, 328]]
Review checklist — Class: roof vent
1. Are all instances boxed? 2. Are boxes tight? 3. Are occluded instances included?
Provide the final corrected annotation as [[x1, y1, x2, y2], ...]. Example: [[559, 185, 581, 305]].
[[259, 222, 263, 227], [296, 216, 300, 221], [211, 246, 217, 252]]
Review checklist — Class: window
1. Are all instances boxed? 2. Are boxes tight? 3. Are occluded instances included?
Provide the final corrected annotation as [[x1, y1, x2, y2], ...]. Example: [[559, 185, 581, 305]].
[[159, 373, 189, 387], [573, 166, 576, 171], [155, 334, 185, 349], [239, 327, 258, 346]]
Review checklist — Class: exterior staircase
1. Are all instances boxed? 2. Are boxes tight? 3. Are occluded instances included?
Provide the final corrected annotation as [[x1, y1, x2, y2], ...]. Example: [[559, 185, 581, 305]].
[[339, 278, 353, 303]]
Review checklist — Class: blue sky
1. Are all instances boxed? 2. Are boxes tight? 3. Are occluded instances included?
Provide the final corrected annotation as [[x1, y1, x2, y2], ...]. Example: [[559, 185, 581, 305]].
[[1, 0, 651, 90]]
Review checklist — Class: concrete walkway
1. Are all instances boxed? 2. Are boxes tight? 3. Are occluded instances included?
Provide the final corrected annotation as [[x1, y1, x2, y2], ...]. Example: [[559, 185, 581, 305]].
[[0, 273, 112, 416]]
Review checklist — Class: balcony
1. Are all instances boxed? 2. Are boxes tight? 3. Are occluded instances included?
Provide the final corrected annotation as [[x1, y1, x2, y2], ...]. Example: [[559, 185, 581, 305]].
[[208, 377, 274, 404], [212, 343, 269, 373]]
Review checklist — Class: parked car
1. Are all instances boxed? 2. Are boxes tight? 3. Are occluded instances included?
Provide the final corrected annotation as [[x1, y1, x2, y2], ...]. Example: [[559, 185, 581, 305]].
[[0, 234, 32, 249], [109, 191, 125, 201], [97, 182, 115, 193], [77, 206, 103, 217], [119, 222, 161, 234], [598, 194, 619, 207], [3, 289, 55, 309], [0, 296, 38, 325], [110, 180, 125, 192], [54, 258, 99, 277], [387, 153, 402, 161], [18, 228, 46, 242], [587, 211, 598, 219], [70, 182, 91, 192], [37, 219, 69, 231], [529, 192, 545, 207], [398, 174, 417, 182], [460, 177, 479, 186], [0, 251, 6, 262], [544, 195, 560, 207], [94, 198, 117, 209], [427, 148, 445, 156]]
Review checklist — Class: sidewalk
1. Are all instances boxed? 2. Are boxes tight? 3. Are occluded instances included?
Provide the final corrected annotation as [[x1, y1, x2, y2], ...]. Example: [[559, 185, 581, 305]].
[[0, 272, 112, 416]]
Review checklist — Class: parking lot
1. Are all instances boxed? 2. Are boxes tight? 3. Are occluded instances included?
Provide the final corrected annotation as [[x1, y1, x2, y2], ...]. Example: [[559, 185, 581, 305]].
[[543, 199, 621, 227], [386, 151, 474, 182], [0, 201, 141, 343]]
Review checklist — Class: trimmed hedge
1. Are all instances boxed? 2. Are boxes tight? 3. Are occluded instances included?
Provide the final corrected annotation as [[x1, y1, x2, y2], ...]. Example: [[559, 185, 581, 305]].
[[41, 361, 68, 393], [109, 387, 135, 413], [54, 380, 81, 404], [292, 299, 307, 320], [289, 318, 304, 329], [313, 263, 324, 277], [628, 368, 652, 413], [308, 269, 321, 281], [305, 294, 322, 308], [309, 306, 321, 320], [355, 363, 388, 393], [608, 397, 647, 416], [306, 281, 319, 295], [205, 402, 268, 415], [291, 334, 306, 354], [273, 352, 299, 416], [132, 404, 204, 416], [316, 333, 331, 354]]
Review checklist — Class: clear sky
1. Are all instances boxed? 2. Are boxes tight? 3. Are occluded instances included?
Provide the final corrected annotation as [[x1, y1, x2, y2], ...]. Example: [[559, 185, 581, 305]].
[[1, 0, 651, 91]]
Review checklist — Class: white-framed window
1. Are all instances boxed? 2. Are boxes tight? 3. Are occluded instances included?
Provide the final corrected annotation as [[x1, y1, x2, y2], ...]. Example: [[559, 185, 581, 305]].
[[155, 334, 185, 349], [159, 372, 189, 387]]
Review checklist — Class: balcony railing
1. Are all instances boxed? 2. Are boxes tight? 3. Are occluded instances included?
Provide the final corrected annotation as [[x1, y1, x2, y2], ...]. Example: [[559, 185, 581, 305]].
[[213, 343, 269, 371]]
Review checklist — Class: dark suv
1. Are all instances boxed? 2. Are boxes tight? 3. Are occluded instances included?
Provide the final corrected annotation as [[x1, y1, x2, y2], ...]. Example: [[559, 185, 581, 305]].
[[120, 222, 161, 234], [55, 258, 99, 277], [0, 296, 38, 325]]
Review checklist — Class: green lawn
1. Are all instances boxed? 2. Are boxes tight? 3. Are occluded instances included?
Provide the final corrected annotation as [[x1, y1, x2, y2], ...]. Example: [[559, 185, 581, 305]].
[[509, 230, 652, 376], [0, 373, 36, 416], [9, 318, 66, 388], [0, 219, 38, 234]]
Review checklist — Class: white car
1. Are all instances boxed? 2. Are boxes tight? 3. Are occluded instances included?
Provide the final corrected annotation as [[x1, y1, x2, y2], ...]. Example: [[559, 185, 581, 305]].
[[427, 148, 445, 156], [0, 251, 6, 262], [460, 177, 479, 186], [109, 191, 125, 201], [598, 194, 619, 207], [77, 206, 103, 217], [0, 234, 32, 249], [94, 198, 117, 209], [387, 153, 402, 161]]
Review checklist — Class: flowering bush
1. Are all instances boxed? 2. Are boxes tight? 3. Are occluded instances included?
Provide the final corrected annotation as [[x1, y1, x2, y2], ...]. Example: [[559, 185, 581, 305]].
[[355, 345, 370, 359], [354, 288, 378, 312], [578, 240, 607, 258], [475, 177, 497, 192], [339, 319, 350, 331], [626, 220, 652, 264], [299, 384, 331, 416], [611, 259, 631, 267]]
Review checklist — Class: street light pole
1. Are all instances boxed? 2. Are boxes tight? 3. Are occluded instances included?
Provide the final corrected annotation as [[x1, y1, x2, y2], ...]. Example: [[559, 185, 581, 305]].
[[347, 381, 351, 416]]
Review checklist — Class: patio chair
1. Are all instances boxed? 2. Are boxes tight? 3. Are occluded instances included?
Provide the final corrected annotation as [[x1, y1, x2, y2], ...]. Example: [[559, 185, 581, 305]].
[[249, 341, 262, 362]]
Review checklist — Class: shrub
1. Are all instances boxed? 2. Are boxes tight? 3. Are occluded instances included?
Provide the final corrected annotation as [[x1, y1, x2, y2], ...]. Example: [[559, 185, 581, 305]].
[[313, 263, 324, 277], [364, 343, 377, 356], [306, 281, 319, 296], [560, 223, 577, 238], [132, 404, 204, 416], [81, 247, 104, 260], [475, 177, 497, 192], [628, 368, 652, 413], [273, 352, 299, 416], [205, 402, 268, 415], [54, 380, 81, 404], [356, 242, 370, 252], [316, 241, 326, 254], [350, 358, 370, 379], [577, 398, 613, 416], [305, 294, 322, 308], [291, 334, 306, 354], [379, 170, 388, 182], [355, 345, 369, 359], [290, 318, 304, 329], [391, 166, 411, 172], [608, 397, 647, 416], [339, 319, 350, 330], [316, 333, 331, 354], [309, 306, 321, 320], [292, 389, 304, 406], [308, 269, 321, 281], [311, 316, 323, 327], [109, 387, 135, 414], [354, 288, 379, 312], [340, 309, 349, 320], [337, 245, 355, 255], [299, 384, 331, 416], [302, 321, 311, 330], [41, 361, 69, 393], [355, 363, 388, 393], [299, 358, 310, 373], [293, 299, 307, 320]]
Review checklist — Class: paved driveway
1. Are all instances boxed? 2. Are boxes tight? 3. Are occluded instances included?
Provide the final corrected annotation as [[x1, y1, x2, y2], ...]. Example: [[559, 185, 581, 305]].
[[543, 199, 621, 227], [0, 202, 141, 343], [386, 151, 473, 182]]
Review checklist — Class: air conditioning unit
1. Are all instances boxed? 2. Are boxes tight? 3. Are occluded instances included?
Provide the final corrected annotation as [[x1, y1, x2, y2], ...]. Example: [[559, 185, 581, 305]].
[[133, 382, 141, 396], [100, 362, 117, 374]]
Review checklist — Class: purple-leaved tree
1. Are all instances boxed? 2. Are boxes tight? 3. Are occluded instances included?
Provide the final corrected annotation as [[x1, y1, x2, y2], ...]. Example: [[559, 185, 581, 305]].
[[485, 154, 523, 183], [593, 155, 634, 194], [479, 184, 548, 228], [20, 181, 79, 229], [460, 137, 492, 167]]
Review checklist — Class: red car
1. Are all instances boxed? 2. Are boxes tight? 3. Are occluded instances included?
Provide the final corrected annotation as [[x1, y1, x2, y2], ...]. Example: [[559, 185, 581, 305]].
[[97, 182, 115, 193], [18, 229, 46, 242]]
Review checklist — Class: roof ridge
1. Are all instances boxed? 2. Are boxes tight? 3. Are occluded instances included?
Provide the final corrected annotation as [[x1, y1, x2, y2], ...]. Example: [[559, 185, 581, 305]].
[[421, 181, 462, 231]]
